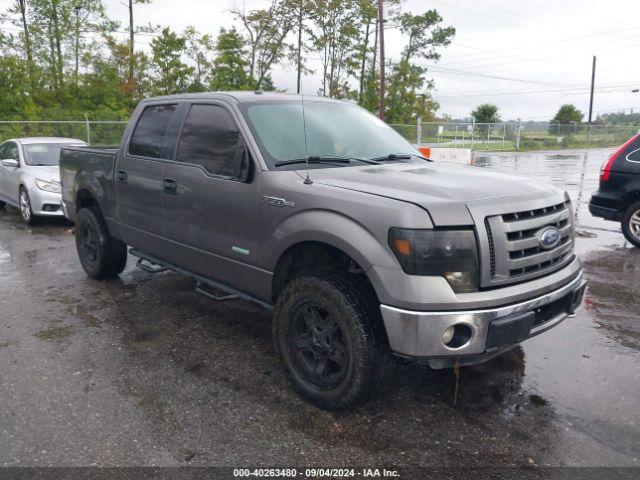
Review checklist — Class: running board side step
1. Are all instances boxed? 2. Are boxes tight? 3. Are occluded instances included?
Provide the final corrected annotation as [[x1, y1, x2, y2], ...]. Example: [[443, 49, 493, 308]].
[[128, 248, 273, 311], [135, 256, 169, 273], [195, 281, 238, 302]]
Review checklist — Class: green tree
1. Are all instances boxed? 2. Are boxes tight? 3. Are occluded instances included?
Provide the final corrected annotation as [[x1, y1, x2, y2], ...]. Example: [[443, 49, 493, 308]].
[[210, 27, 252, 91], [149, 27, 194, 95], [384, 9, 454, 122], [183, 26, 214, 92], [551, 104, 583, 124], [311, 0, 360, 98], [233, 0, 297, 90], [471, 103, 500, 123]]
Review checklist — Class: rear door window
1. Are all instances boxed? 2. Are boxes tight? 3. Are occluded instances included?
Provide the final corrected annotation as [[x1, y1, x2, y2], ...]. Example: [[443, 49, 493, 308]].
[[175, 104, 245, 178], [626, 135, 640, 163], [128, 104, 177, 159]]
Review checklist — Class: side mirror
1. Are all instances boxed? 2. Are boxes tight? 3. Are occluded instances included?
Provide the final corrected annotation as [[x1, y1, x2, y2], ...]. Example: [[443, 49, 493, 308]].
[[1, 159, 18, 168]]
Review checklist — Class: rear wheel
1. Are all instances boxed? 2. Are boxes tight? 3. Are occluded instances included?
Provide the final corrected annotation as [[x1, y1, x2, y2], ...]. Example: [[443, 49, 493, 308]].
[[19, 187, 38, 225], [621, 200, 640, 248], [75, 206, 128, 279], [273, 273, 387, 410]]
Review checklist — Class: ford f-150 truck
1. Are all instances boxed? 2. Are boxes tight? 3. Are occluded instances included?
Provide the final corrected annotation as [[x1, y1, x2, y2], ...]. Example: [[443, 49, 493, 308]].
[[60, 92, 586, 410]]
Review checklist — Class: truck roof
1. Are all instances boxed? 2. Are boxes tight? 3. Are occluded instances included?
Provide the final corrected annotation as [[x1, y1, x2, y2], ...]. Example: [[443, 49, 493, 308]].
[[141, 91, 344, 105]]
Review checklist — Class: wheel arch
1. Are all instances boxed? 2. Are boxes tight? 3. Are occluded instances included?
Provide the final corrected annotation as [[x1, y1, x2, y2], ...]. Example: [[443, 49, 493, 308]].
[[264, 210, 398, 304], [620, 189, 640, 212], [76, 187, 100, 212], [271, 240, 371, 302]]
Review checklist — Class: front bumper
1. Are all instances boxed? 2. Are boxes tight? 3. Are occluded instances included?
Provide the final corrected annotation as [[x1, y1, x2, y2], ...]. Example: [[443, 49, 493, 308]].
[[380, 273, 586, 367], [29, 188, 64, 217]]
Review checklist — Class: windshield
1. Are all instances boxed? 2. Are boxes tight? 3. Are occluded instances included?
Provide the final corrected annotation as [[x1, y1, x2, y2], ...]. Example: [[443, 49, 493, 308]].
[[241, 100, 418, 169], [22, 143, 83, 166]]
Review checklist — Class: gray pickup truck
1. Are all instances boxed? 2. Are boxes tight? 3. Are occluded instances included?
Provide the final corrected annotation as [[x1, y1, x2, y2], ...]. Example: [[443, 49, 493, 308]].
[[60, 92, 586, 409]]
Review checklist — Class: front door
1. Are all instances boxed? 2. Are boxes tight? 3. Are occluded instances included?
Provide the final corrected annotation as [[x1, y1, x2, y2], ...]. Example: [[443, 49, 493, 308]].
[[0, 141, 20, 204], [161, 102, 261, 293], [115, 102, 180, 258]]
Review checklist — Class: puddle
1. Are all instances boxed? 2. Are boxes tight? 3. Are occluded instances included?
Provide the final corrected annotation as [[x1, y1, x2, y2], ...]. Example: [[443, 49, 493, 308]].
[[34, 326, 74, 341]]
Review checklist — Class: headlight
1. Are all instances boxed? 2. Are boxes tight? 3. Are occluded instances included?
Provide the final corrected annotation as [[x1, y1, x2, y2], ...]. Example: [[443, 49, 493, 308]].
[[388, 228, 480, 293], [35, 178, 61, 194]]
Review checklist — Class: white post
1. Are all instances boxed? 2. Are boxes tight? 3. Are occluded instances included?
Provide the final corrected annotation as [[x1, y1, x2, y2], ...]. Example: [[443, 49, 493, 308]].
[[503, 124, 506, 150], [416, 116, 422, 146], [84, 113, 91, 145]]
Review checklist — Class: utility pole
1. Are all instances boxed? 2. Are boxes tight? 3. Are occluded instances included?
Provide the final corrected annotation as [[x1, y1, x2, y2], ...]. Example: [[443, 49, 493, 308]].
[[128, 0, 135, 96], [378, 0, 385, 120], [74, 5, 81, 88], [587, 55, 596, 142], [296, 0, 303, 94]]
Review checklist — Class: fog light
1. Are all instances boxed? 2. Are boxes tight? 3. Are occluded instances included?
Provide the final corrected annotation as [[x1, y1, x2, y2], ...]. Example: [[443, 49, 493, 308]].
[[442, 324, 473, 349], [442, 326, 455, 344]]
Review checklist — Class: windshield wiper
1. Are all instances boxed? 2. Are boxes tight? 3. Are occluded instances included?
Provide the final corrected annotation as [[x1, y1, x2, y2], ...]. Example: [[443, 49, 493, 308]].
[[274, 156, 351, 167], [369, 153, 432, 162], [274, 155, 382, 167]]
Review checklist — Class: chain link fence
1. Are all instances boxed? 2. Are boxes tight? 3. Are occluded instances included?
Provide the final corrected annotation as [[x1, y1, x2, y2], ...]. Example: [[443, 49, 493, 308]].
[[2, 119, 639, 152], [390, 121, 640, 152], [0, 120, 128, 146]]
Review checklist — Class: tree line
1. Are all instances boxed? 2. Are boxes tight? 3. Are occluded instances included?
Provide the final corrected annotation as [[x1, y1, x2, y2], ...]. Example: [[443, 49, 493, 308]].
[[0, 0, 455, 124]]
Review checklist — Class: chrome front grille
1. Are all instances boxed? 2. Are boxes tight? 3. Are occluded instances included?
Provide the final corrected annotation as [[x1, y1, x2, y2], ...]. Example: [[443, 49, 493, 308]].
[[484, 201, 574, 286]]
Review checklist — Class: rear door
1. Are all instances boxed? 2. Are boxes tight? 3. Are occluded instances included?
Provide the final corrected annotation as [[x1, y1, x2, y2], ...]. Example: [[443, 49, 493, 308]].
[[160, 102, 260, 293], [116, 102, 181, 256]]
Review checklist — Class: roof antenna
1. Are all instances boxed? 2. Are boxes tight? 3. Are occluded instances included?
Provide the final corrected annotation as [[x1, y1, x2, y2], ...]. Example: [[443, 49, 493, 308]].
[[301, 92, 313, 185]]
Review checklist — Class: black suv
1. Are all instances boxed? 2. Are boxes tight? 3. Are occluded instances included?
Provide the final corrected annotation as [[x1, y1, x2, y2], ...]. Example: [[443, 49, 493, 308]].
[[590, 133, 640, 247]]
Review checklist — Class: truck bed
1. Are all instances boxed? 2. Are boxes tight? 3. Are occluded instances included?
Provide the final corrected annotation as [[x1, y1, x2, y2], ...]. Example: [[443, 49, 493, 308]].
[[59, 145, 119, 223]]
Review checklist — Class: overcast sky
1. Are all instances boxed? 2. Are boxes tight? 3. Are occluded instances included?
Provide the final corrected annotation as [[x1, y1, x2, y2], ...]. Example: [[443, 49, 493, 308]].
[[2, 0, 639, 121]]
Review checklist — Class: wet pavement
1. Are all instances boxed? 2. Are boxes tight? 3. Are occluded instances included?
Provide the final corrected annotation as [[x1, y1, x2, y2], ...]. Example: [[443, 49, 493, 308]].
[[0, 148, 638, 469]]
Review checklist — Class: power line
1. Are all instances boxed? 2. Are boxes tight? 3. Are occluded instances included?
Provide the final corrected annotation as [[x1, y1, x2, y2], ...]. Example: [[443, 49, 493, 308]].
[[444, 26, 640, 63], [414, 62, 584, 88], [440, 35, 640, 70], [434, 85, 640, 98], [430, 0, 527, 26]]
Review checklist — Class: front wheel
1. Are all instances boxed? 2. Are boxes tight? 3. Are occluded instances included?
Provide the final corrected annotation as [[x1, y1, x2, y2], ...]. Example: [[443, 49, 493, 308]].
[[622, 200, 640, 248], [19, 188, 37, 225], [75, 207, 128, 279], [273, 273, 387, 410]]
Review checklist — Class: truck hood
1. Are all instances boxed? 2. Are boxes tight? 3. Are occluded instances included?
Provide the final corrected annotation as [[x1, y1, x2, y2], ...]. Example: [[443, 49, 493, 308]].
[[308, 162, 561, 226]]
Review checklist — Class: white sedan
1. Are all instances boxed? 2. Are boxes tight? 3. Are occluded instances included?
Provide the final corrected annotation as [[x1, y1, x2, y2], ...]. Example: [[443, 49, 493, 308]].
[[0, 137, 87, 224]]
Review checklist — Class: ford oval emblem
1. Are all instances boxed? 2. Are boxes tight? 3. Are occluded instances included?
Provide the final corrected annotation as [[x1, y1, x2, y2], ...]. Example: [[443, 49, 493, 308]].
[[538, 227, 561, 249]]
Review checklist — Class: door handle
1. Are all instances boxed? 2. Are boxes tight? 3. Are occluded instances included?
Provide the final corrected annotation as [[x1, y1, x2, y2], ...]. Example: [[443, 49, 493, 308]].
[[117, 170, 127, 184], [163, 178, 177, 194]]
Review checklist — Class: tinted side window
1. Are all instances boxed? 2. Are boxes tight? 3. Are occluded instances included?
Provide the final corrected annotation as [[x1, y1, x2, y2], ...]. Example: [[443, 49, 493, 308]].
[[6, 143, 19, 160], [625, 136, 640, 163], [176, 104, 245, 178], [1, 142, 19, 161], [128, 104, 177, 159]]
